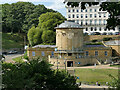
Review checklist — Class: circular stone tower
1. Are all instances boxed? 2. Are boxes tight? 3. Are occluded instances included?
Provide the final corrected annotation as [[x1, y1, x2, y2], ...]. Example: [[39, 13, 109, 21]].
[[56, 21, 84, 51]]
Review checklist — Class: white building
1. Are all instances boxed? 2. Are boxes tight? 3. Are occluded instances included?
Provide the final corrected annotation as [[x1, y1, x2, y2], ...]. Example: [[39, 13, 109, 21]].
[[66, 4, 120, 35]]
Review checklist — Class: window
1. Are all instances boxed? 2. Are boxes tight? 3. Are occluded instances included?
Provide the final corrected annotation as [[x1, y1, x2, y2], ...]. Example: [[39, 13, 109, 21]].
[[104, 27, 107, 31], [86, 28, 88, 31], [85, 51, 89, 56], [73, 14, 75, 18], [81, 9, 83, 12], [95, 20, 97, 25], [85, 9, 87, 12], [99, 19, 101, 25], [103, 20, 106, 25], [68, 14, 71, 18], [32, 52, 35, 56], [81, 20, 83, 25], [41, 51, 45, 56], [68, 9, 70, 12], [77, 14, 79, 18], [68, 53, 72, 56], [105, 51, 107, 56], [94, 9, 97, 12], [85, 20, 88, 25], [81, 14, 83, 18], [73, 9, 75, 12], [77, 9, 79, 12], [94, 14, 97, 18], [95, 27, 97, 31], [90, 9, 92, 12], [104, 13, 106, 17], [51, 51, 54, 56], [99, 27, 101, 31], [90, 20, 92, 25], [85, 14, 87, 18], [91, 27, 93, 31], [90, 14, 92, 18], [99, 14, 101, 17], [76, 20, 79, 24], [95, 51, 98, 56]]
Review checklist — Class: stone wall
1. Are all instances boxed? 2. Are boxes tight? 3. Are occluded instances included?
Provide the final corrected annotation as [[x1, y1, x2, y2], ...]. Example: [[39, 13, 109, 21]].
[[84, 35, 120, 41]]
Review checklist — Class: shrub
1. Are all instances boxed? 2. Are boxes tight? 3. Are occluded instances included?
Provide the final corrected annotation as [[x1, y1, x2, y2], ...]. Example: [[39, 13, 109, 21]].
[[92, 40, 98, 42], [103, 37, 112, 41], [23, 51, 28, 60]]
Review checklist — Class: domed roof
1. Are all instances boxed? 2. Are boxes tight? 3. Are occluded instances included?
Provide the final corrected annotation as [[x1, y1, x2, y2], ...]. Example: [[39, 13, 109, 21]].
[[56, 21, 83, 29]]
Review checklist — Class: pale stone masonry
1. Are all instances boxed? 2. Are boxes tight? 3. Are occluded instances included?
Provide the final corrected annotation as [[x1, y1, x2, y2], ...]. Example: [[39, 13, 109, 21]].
[[27, 21, 113, 67]]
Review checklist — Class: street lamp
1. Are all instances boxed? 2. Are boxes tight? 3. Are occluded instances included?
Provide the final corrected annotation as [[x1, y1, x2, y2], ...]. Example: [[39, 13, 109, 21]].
[[64, 59, 67, 72], [57, 57, 58, 70]]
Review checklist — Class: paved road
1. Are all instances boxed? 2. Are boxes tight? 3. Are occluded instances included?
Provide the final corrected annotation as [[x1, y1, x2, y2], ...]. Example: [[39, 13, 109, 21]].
[[4, 54, 24, 63]]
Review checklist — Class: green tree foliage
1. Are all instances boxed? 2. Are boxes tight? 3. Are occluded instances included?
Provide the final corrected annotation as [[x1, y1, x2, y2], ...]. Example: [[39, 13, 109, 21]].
[[2, 59, 78, 89], [37, 12, 66, 44], [38, 12, 66, 31], [2, 2, 55, 33], [65, 1, 120, 29], [27, 12, 65, 46], [42, 30, 56, 44], [108, 74, 120, 90], [27, 26, 42, 46]]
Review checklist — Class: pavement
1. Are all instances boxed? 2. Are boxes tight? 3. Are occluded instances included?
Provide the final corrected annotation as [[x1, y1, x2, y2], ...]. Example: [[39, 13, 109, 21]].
[[80, 84, 109, 90], [52, 64, 119, 70], [4, 54, 24, 63]]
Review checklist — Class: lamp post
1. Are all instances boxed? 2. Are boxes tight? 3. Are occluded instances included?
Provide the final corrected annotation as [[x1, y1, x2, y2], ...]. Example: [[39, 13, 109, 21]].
[[64, 59, 67, 72], [57, 57, 58, 70]]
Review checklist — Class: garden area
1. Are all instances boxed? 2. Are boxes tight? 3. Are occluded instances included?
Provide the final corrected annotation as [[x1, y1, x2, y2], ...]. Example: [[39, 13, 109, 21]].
[[75, 68, 118, 85]]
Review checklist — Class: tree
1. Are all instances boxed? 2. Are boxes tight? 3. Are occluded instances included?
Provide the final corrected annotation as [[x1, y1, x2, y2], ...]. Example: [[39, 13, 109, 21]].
[[42, 30, 56, 44], [2, 59, 78, 89], [38, 12, 66, 31], [2, 2, 55, 33], [64, 1, 120, 29], [108, 74, 120, 90], [27, 12, 66, 46], [27, 26, 42, 46], [36, 12, 66, 44]]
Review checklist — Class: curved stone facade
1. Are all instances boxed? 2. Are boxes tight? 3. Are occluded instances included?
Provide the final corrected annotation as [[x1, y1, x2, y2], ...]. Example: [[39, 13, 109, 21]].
[[56, 28, 83, 50]]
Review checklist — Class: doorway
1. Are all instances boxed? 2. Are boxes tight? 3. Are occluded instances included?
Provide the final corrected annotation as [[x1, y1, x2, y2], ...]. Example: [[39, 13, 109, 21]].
[[67, 61, 73, 67]]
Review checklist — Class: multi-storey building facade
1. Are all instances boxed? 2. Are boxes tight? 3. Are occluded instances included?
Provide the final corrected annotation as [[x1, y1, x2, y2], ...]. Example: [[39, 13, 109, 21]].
[[66, 4, 120, 35]]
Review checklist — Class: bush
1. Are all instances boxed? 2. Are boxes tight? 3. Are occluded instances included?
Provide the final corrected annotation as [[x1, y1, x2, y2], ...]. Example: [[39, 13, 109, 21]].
[[103, 37, 112, 41], [92, 40, 98, 42], [23, 51, 28, 60], [2, 59, 78, 89], [86, 42, 103, 45]]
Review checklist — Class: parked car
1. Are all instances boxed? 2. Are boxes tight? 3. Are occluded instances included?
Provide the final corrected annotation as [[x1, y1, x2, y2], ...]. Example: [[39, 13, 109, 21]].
[[108, 32, 113, 35], [2, 52, 7, 55], [90, 32, 101, 35], [102, 32, 107, 35], [114, 32, 119, 35], [8, 50, 18, 54]]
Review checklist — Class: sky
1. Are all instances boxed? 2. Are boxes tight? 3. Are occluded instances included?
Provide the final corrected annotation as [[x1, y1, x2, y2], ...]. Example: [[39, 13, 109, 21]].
[[0, 0, 66, 17]]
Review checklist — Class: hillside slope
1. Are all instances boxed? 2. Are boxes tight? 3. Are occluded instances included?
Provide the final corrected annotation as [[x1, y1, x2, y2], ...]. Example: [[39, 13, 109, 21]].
[[2, 33, 25, 49]]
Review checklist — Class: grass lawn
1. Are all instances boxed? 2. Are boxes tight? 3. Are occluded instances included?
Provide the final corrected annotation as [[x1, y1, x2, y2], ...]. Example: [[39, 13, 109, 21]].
[[12, 56, 24, 63], [75, 68, 118, 85], [2, 33, 25, 49]]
